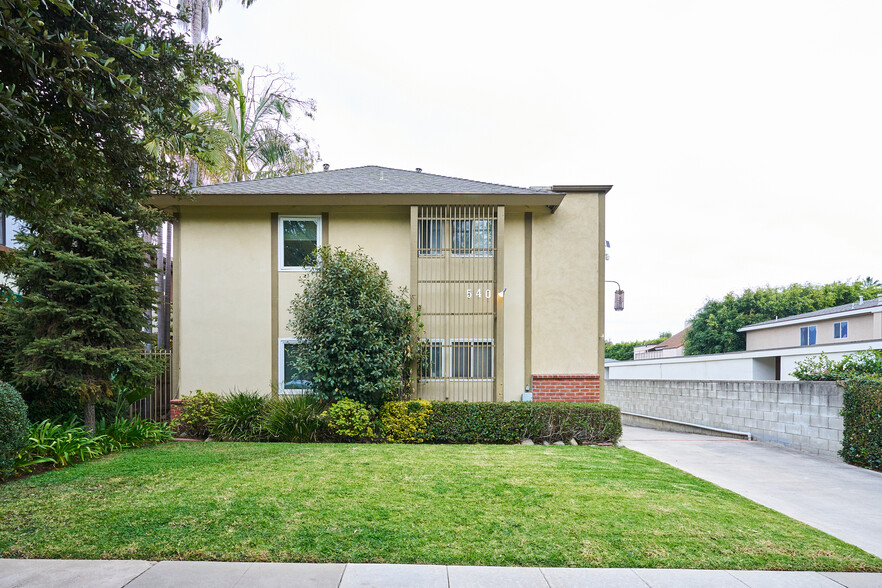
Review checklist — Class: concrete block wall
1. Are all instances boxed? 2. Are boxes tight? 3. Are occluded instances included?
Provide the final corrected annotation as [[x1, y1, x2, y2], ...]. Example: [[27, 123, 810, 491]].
[[606, 379, 844, 459]]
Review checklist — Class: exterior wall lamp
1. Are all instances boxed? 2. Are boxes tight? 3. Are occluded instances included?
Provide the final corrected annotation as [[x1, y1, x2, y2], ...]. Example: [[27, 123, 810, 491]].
[[606, 280, 624, 311]]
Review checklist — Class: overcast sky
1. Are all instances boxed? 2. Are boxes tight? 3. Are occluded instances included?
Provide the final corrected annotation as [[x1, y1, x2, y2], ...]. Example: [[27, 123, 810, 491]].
[[207, 0, 882, 343]]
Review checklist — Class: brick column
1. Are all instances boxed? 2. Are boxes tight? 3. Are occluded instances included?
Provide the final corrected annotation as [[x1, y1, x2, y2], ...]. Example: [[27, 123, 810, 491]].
[[531, 374, 600, 402]]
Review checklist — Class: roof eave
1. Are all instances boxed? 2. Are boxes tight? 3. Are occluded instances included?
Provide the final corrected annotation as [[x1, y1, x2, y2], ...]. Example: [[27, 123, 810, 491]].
[[148, 192, 566, 209]]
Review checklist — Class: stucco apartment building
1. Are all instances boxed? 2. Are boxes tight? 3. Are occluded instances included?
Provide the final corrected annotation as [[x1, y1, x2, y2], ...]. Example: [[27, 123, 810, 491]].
[[150, 166, 611, 404]]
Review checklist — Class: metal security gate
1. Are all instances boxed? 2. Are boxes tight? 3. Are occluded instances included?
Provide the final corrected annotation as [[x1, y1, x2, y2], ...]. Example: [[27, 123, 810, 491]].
[[415, 205, 498, 401]]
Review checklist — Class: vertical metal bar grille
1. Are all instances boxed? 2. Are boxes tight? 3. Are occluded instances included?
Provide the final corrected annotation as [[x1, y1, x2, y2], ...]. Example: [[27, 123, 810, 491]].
[[130, 348, 174, 421], [416, 205, 496, 401]]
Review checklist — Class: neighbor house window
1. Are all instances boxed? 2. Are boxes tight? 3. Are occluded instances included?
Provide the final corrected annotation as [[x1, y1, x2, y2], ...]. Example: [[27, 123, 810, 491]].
[[451, 339, 493, 379], [279, 339, 312, 394], [451, 220, 493, 257], [800, 325, 817, 346], [280, 216, 321, 270], [421, 339, 444, 379], [418, 219, 442, 256], [834, 321, 848, 340]]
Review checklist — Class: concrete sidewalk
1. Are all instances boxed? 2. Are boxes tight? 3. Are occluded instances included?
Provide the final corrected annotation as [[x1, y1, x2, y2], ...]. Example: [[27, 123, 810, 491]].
[[2, 559, 882, 588], [620, 425, 882, 559]]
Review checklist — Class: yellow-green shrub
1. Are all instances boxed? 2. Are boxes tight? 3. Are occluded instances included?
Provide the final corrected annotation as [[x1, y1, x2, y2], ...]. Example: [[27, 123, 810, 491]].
[[380, 400, 433, 443]]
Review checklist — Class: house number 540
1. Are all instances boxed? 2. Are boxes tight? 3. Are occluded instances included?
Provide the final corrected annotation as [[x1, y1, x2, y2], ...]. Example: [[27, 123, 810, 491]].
[[466, 289, 491, 299]]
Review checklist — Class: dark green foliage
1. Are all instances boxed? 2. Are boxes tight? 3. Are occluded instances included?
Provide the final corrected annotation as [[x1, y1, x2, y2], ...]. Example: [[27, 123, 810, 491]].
[[210, 391, 269, 441], [174, 391, 221, 439], [605, 334, 670, 361], [426, 402, 622, 445], [263, 395, 326, 443], [97, 416, 172, 448], [792, 350, 882, 381], [685, 280, 882, 355], [0, 0, 228, 226], [288, 247, 422, 407], [321, 398, 376, 440], [0, 382, 29, 478], [839, 376, 882, 471], [0, 212, 163, 431], [18, 418, 110, 469]]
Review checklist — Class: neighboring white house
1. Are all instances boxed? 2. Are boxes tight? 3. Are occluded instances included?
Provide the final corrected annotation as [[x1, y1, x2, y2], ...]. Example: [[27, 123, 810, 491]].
[[632, 327, 688, 360], [607, 297, 882, 381]]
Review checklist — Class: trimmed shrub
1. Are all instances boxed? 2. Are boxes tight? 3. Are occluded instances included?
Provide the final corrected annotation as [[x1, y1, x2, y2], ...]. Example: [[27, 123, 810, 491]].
[[792, 350, 882, 381], [174, 390, 221, 439], [0, 382, 29, 479], [524, 403, 622, 444], [380, 400, 433, 443], [426, 402, 621, 444], [263, 395, 326, 442], [287, 247, 422, 407], [322, 398, 375, 440], [210, 391, 269, 442], [840, 376, 882, 471]]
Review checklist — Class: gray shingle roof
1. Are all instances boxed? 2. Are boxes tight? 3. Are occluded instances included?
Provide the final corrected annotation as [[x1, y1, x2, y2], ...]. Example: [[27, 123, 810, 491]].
[[193, 166, 560, 196], [739, 296, 882, 331]]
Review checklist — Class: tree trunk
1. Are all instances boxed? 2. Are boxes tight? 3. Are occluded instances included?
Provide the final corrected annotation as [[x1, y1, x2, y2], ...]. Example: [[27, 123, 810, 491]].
[[84, 400, 97, 435]]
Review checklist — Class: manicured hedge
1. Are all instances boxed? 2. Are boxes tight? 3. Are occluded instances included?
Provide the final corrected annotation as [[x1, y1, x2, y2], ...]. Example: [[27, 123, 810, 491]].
[[840, 376, 882, 471], [425, 401, 621, 445], [0, 382, 29, 479]]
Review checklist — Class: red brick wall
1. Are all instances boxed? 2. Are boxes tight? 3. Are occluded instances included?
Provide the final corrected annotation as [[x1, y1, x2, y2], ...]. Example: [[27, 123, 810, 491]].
[[531, 374, 601, 402], [170, 399, 183, 422]]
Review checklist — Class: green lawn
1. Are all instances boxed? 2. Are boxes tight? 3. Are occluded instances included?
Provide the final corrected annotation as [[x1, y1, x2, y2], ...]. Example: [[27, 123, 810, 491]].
[[1, 442, 879, 570]]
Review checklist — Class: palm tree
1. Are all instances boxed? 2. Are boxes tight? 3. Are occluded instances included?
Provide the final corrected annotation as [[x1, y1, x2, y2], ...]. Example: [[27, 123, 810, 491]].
[[177, 0, 258, 47], [200, 67, 316, 182]]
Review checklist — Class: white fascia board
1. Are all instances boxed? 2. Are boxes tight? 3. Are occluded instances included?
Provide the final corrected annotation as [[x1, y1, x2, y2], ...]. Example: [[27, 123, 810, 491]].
[[737, 307, 882, 332]]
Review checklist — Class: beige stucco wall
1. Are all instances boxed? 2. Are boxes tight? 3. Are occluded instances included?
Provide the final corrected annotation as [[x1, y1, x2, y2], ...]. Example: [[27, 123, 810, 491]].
[[176, 207, 273, 396], [502, 212, 526, 402], [746, 313, 877, 351], [277, 207, 411, 339], [531, 192, 605, 380], [175, 198, 604, 401]]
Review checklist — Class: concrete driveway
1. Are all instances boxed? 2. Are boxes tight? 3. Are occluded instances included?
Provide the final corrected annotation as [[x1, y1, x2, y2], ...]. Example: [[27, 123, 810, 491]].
[[620, 425, 882, 559]]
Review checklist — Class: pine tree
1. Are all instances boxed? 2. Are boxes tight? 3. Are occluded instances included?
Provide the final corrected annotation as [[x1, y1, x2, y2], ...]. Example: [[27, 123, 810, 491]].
[[0, 212, 161, 432]]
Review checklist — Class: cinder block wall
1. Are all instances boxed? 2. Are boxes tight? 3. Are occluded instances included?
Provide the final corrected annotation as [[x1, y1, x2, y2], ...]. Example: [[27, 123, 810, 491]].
[[606, 379, 843, 459]]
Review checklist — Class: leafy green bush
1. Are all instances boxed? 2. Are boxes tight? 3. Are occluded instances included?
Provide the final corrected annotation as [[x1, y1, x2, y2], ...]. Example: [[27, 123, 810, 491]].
[[380, 400, 433, 443], [174, 390, 221, 438], [605, 334, 670, 361], [322, 398, 375, 440], [426, 402, 621, 444], [839, 376, 882, 471], [0, 382, 29, 479], [97, 416, 172, 448], [210, 391, 269, 441], [287, 247, 422, 407], [263, 395, 326, 442], [792, 350, 882, 381]]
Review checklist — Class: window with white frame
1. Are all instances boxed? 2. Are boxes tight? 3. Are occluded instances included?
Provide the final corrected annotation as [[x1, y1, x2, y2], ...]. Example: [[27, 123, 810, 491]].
[[280, 216, 321, 270], [421, 339, 444, 379], [418, 219, 442, 256], [800, 325, 817, 346], [279, 339, 312, 394], [833, 321, 848, 340], [451, 219, 493, 257], [451, 339, 493, 379]]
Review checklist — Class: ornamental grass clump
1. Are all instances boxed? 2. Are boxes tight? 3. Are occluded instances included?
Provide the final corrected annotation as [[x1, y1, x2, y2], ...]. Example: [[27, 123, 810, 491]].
[[263, 395, 326, 443], [210, 391, 269, 442]]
